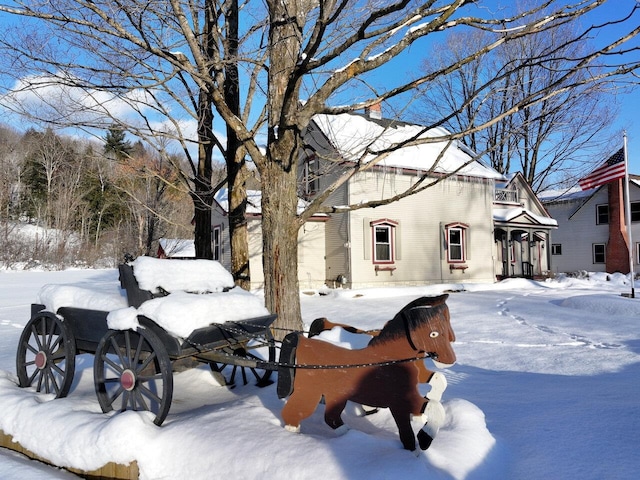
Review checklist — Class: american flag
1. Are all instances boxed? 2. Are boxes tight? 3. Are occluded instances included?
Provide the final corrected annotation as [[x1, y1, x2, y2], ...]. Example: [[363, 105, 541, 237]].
[[579, 148, 626, 190]]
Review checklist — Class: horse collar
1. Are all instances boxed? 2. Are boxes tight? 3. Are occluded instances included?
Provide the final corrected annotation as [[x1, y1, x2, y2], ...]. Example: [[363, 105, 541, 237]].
[[402, 311, 422, 353]]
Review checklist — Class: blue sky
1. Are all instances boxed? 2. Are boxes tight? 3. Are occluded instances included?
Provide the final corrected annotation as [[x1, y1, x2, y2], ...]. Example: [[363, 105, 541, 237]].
[[1, 1, 640, 176]]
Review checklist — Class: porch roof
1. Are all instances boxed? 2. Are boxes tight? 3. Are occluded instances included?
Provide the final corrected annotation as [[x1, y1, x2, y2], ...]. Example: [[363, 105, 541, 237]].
[[493, 207, 558, 229]]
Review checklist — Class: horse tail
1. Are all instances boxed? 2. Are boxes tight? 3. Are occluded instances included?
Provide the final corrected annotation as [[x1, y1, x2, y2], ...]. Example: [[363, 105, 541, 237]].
[[277, 332, 299, 399]]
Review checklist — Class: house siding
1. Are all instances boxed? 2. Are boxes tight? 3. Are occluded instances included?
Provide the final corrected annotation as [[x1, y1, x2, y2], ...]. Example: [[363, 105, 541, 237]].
[[545, 189, 610, 273], [210, 207, 327, 290], [545, 181, 640, 274], [341, 171, 496, 288]]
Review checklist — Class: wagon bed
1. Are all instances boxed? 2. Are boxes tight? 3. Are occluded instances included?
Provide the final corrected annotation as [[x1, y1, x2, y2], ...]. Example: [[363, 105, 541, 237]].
[[16, 260, 277, 426]]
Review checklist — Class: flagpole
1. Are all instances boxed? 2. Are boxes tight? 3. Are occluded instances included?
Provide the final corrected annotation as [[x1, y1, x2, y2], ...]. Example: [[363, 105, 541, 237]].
[[623, 132, 635, 298]]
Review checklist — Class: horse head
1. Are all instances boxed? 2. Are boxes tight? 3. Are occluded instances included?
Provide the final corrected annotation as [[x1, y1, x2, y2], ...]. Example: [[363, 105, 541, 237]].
[[397, 295, 456, 368]]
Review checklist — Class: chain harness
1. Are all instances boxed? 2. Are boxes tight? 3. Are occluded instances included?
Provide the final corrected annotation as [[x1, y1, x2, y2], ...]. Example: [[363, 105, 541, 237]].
[[185, 316, 437, 372]]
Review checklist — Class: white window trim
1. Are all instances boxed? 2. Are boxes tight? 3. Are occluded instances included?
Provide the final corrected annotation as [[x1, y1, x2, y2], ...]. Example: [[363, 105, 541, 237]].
[[212, 225, 222, 261], [445, 223, 468, 263], [370, 219, 398, 264]]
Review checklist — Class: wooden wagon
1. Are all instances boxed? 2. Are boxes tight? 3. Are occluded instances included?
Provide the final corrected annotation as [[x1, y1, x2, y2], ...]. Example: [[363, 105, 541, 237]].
[[15, 261, 277, 426]]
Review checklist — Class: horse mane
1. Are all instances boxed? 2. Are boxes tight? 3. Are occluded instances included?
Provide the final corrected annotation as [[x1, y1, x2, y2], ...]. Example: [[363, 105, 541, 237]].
[[369, 294, 449, 347]]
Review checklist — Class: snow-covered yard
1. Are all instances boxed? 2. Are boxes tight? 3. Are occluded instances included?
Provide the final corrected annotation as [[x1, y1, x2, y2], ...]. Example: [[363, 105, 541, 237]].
[[0, 267, 639, 479]]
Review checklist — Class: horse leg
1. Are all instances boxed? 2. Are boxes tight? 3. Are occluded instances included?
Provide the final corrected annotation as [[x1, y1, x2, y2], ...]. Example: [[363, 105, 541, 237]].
[[390, 407, 417, 451], [324, 396, 349, 435], [425, 371, 448, 402], [416, 399, 446, 450], [281, 391, 323, 433]]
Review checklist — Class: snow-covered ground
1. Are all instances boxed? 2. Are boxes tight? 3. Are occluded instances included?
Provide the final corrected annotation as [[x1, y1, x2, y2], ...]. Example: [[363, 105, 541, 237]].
[[0, 267, 639, 479]]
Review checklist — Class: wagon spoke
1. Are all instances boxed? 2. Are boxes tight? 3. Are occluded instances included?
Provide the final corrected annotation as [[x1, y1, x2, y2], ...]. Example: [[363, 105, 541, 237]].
[[30, 324, 43, 350], [45, 321, 57, 348], [103, 354, 125, 374], [208, 336, 276, 387], [133, 390, 149, 411], [134, 386, 159, 409], [110, 336, 128, 368], [137, 352, 157, 373], [137, 385, 162, 405], [50, 349, 67, 361], [41, 370, 49, 393], [50, 362, 65, 377], [24, 341, 38, 356], [137, 372, 163, 383], [46, 369, 61, 396], [120, 390, 130, 411], [49, 333, 63, 353], [124, 331, 133, 364], [132, 333, 144, 366], [106, 386, 125, 409], [28, 369, 40, 386]]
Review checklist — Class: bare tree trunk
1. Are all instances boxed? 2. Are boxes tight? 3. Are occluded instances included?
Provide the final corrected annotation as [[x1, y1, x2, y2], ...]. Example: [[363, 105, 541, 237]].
[[261, 152, 302, 337], [224, 0, 251, 289], [262, 0, 308, 334], [192, 8, 216, 260]]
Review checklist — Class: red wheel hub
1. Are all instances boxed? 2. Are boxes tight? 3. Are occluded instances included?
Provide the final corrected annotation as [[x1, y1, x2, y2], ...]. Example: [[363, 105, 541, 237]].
[[35, 351, 47, 370], [120, 369, 136, 391]]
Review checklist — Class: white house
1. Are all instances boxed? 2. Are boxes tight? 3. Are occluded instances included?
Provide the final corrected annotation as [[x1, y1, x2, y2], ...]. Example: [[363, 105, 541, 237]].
[[493, 172, 557, 279], [541, 177, 640, 274], [212, 108, 556, 289], [211, 189, 328, 290]]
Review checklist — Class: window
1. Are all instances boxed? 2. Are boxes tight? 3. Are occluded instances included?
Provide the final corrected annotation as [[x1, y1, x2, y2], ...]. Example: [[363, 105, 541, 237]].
[[596, 204, 609, 225], [551, 244, 562, 255], [632, 202, 640, 222], [370, 219, 398, 264], [445, 223, 468, 263], [593, 243, 606, 264], [374, 225, 391, 261], [301, 157, 320, 198], [212, 225, 222, 261]]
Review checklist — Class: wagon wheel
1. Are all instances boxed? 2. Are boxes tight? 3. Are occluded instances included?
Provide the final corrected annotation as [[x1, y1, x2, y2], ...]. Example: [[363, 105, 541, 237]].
[[210, 329, 276, 388], [16, 313, 76, 398], [94, 328, 173, 426]]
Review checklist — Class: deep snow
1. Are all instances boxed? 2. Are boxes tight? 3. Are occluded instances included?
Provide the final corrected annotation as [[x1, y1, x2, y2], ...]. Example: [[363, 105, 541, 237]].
[[0, 267, 639, 479]]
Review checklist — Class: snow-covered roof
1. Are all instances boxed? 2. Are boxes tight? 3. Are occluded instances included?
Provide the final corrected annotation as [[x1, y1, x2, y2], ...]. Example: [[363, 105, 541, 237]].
[[493, 207, 558, 228], [158, 238, 195, 258], [537, 186, 597, 204], [311, 113, 505, 181], [214, 188, 320, 216]]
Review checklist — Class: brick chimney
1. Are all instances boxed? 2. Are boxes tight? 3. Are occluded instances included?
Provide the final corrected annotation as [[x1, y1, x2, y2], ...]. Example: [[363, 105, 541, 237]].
[[606, 179, 630, 273], [365, 101, 382, 119]]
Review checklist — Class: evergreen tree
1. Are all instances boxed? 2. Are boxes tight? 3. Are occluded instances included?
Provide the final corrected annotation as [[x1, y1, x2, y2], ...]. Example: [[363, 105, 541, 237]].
[[103, 125, 133, 161]]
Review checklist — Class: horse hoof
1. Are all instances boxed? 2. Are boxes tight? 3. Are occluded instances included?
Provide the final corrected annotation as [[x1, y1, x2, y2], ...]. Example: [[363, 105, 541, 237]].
[[285, 424, 301, 433], [417, 430, 433, 450], [334, 424, 350, 436], [419, 400, 446, 446]]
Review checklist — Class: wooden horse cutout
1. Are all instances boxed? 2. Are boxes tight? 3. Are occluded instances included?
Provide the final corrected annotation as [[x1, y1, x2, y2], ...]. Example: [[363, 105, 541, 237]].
[[278, 294, 456, 451], [307, 316, 448, 413], [308, 316, 449, 400]]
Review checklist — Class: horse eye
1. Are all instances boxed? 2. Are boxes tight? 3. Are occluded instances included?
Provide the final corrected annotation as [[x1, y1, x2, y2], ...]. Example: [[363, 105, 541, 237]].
[[429, 331, 439, 338]]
